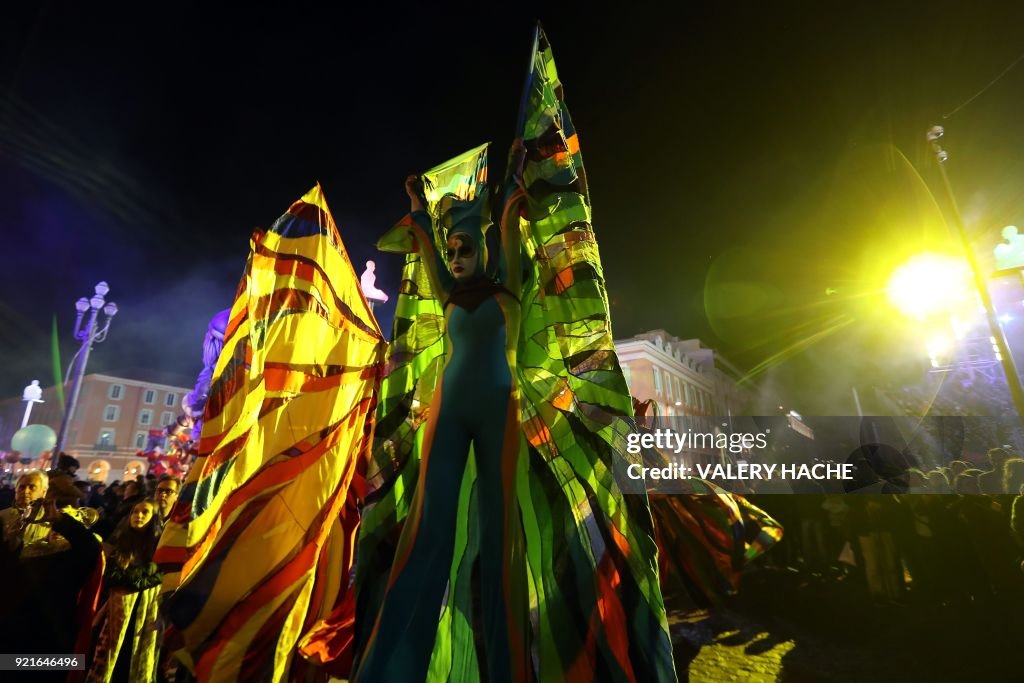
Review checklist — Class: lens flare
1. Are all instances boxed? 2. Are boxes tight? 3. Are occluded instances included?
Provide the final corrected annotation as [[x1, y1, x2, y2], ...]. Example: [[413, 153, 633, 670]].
[[886, 254, 970, 320]]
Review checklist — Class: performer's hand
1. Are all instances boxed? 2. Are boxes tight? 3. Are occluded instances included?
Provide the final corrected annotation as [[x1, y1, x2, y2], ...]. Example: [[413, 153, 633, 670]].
[[405, 175, 425, 212]]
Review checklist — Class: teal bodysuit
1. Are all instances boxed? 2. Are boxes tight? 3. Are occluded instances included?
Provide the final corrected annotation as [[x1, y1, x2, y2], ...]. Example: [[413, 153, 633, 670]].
[[354, 211, 516, 683]]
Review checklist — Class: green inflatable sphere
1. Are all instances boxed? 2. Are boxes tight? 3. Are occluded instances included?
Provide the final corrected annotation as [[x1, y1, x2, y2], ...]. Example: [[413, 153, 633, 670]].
[[11, 424, 58, 460]]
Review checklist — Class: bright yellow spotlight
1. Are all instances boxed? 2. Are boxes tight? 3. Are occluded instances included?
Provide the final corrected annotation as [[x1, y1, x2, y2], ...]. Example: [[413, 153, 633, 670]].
[[925, 334, 952, 358], [950, 315, 971, 339], [886, 254, 970, 319]]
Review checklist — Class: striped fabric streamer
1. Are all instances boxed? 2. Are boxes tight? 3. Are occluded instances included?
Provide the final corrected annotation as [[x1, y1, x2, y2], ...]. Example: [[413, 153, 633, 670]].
[[154, 184, 385, 682], [626, 414, 784, 611], [650, 487, 784, 609], [510, 25, 678, 681]]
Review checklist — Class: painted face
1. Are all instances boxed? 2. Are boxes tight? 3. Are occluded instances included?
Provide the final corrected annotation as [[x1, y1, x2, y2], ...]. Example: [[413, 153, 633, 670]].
[[130, 502, 155, 530], [15, 475, 46, 508], [446, 233, 477, 281]]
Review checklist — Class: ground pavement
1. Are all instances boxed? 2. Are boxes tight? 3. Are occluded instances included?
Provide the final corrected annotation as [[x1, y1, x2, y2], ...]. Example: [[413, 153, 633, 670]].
[[668, 567, 1022, 683]]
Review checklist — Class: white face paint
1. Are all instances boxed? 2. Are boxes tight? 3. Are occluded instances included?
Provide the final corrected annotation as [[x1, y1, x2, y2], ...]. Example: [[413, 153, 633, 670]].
[[446, 233, 477, 281]]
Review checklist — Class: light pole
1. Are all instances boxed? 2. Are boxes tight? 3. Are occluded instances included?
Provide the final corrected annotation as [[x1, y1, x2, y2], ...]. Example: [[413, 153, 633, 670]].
[[927, 125, 1024, 420], [51, 282, 118, 459]]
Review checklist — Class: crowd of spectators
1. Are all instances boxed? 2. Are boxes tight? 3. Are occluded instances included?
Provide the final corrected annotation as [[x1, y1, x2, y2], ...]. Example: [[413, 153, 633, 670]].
[[0, 454, 181, 682], [3, 442, 1022, 679], [744, 447, 1024, 631]]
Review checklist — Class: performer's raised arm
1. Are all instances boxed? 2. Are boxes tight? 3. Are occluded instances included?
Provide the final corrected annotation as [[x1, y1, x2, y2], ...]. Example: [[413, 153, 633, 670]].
[[403, 174, 454, 297]]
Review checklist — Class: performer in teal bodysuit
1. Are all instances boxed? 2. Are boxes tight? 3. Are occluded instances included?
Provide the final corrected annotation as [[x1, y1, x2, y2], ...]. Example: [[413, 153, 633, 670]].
[[353, 172, 525, 682], [353, 26, 678, 683]]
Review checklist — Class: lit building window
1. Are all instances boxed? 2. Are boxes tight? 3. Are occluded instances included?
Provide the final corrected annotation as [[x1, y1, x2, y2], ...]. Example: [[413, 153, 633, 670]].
[[97, 429, 116, 450]]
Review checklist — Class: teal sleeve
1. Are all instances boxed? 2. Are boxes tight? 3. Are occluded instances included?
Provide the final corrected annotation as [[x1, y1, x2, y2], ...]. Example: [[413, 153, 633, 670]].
[[410, 210, 454, 294]]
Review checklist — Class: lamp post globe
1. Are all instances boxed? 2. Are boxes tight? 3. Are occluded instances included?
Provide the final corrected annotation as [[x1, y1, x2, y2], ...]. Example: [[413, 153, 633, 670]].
[[51, 282, 118, 460]]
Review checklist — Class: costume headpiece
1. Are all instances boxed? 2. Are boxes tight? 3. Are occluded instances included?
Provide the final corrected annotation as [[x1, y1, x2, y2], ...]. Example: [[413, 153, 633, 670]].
[[437, 190, 492, 274]]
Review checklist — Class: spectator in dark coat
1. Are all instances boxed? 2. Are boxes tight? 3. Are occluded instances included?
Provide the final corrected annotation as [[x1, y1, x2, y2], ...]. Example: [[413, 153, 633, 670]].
[[0, 476, 101, 682]]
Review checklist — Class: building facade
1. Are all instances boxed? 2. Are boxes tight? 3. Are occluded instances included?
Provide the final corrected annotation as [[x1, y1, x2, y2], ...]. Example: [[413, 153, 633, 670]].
[[614, 330, 760, 464], [614, 329, 754, 417], [0, 373, 191, 482]]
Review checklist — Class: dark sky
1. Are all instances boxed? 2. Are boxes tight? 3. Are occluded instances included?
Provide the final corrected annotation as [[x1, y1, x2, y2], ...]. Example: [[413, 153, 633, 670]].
[[4, 2, 1024, 411]]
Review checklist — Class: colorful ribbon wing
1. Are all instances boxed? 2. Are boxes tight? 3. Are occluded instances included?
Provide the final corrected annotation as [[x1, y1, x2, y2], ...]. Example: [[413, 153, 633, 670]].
[[511, 25, 677, 682], [154, 184, 385, 682]]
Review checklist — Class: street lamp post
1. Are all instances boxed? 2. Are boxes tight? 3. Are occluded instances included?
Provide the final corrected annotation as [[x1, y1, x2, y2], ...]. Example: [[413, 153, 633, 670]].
[[51, 282, 118, 460], [927, 126, 1024, 420]]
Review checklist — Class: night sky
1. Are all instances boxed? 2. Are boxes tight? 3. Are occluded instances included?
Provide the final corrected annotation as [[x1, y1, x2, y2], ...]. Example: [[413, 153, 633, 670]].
[[4, 2, 1024, 412]]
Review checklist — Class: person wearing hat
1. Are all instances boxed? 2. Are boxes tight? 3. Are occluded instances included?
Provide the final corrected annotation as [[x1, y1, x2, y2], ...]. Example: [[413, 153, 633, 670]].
[[54, 451, 82, 479]]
